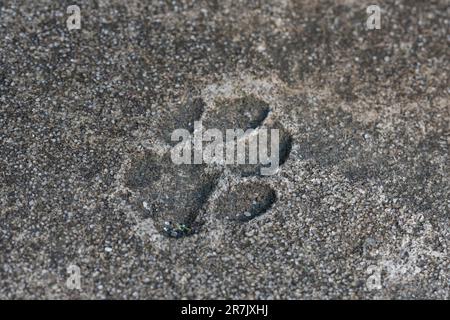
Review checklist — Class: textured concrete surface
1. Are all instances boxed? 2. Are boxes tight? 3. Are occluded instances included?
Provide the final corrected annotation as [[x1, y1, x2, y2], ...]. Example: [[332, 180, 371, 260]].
[[0, 0, 449, 299]]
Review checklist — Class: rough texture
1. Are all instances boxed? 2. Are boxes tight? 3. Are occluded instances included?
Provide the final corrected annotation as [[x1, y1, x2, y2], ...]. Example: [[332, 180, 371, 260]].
[[0, 0, 448, 299]]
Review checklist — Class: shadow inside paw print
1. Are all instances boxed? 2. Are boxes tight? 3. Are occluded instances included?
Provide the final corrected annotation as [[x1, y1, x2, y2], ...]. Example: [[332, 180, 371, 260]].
[[126, 94, 292, 238]]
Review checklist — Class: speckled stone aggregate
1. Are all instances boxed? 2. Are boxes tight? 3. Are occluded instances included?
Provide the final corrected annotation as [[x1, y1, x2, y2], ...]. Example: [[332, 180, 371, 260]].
[[0, 0, 448, 299]]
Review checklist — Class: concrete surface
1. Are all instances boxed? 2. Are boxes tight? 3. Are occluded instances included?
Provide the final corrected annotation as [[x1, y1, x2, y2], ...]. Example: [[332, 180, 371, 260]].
[[0, 0, 448, 299]]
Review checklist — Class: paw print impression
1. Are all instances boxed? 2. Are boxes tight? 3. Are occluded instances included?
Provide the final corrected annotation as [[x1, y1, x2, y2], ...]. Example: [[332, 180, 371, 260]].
[[125, 80, 292, 238]]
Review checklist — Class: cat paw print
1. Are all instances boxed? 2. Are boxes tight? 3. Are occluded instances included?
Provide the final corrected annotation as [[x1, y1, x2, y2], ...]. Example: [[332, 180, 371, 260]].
[[123, 77, 292, 239]]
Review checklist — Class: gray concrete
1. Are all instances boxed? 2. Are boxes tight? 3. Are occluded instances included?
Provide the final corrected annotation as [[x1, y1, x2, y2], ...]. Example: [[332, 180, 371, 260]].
[[0, 0, 448, 299]]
